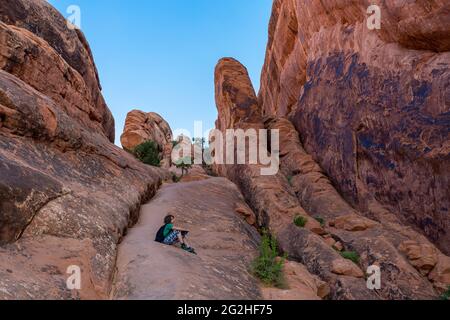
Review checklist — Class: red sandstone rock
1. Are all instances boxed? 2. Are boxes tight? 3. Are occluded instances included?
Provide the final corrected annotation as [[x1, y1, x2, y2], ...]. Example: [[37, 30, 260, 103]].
[[399, 240, 439, 276], [0, 0, 114, 141], [258, 0, 450, 256], [215, 52, 450, 299], [214, 58, 376, 300], [262, 260, 330, 300], [268, 116, 448, 298], [0, 1, 169, 299], [120, 110, 173, 168], [331, 260, 364, 278]]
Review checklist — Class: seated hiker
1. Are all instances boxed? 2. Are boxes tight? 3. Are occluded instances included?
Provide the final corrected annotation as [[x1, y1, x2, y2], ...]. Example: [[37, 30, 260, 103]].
[[155, 215, 196, 254]]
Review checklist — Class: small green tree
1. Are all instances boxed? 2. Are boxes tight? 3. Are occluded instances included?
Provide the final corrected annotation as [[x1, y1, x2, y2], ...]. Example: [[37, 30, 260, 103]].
[[340, 251, 360, 264], [174, 156, 193, 177], [133, 141, 161, 167], [193, 137, 206, 165]]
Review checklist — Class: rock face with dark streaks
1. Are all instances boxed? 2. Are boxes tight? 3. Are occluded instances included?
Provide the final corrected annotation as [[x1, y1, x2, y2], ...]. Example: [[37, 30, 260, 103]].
[[0, 0, 168, 299], [258, 0, 450, 255], [213, 56, 450, 298]]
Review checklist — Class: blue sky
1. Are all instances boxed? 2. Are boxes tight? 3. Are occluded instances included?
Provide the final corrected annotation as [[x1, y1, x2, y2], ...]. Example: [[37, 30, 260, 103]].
[[49, 0, 273, 145]]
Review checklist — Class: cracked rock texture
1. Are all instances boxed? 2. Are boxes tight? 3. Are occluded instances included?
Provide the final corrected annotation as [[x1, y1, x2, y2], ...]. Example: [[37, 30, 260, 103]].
[[120, 110, 173, 168], [0, 0, 168, 299], [258, 0, 450, 255], [214, 55, 450, 299]]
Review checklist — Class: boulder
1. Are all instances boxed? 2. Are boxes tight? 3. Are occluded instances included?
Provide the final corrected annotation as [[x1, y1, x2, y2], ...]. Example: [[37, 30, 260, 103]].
[[399, 241, 438, 276], [262, 260, 330, 300], [331, 260, 364, 278], [0, 0, 114, 141], [120, 110, 173, 168], [331, 214, 378, 232], [429, 255, 450, 292]]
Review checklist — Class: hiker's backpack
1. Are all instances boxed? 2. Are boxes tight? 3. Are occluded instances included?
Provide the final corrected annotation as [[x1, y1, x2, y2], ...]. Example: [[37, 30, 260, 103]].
[[155, 224, 167, 243]]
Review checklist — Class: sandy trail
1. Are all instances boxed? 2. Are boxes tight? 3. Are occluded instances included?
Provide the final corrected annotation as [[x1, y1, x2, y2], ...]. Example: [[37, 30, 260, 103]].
[[110, 177, 261, 300]]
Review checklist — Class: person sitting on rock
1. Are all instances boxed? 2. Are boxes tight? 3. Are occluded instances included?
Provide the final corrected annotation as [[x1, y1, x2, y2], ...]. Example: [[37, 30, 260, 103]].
[[155, 215, 196, 254]]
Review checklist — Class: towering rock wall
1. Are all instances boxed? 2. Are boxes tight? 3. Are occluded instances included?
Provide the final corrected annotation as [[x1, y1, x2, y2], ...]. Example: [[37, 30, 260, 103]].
[[0, 0, 168, 299], [258, 0, 450, 255], [214, 58, 450, 299]]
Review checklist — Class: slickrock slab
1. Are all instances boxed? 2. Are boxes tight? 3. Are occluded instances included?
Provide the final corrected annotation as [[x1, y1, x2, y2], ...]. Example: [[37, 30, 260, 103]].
[[111, 178, 262, 300]]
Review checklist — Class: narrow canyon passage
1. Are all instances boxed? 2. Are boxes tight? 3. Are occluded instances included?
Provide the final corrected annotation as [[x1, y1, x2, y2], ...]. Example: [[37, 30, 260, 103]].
[[110, 176, 262, 300]]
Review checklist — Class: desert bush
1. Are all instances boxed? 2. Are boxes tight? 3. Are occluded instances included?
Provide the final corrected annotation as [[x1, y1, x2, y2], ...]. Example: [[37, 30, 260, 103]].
[[314, 216, 326, 227], [287, 175, 293, 186], [440, 286, 450, 300], [340, 251, 360, 264], [294, 215, 308, 228], [251, 232, 286, 288], [133, 141, 161, 167], [171, 173, 181, 183]]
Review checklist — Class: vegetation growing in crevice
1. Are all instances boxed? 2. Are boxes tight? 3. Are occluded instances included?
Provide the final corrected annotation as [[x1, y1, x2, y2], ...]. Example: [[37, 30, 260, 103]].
[[133, 141, 161, 167], [294, 215, 308, 228], [440, 286, 450, 300], [287, 175, 293, 186], [314, 216, 326, 227], [171, 173, 181, 183], [251, 232, 286, 288], [340, 251, 360, 264]]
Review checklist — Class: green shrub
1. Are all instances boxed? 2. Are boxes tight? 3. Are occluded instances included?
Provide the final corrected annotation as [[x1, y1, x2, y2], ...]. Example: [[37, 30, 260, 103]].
[[171, 173, 181, 183], [440, 286, 450, 300], [133, 141, 161, 167], [340, 251, 360, 264], [294, 215, 308, 228], [251, 232, 286, 288], [315, 216, 326, 227], [287, 175, 293, 186]]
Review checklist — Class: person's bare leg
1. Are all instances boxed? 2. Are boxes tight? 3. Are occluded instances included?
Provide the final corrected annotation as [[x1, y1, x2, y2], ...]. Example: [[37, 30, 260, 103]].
[[177, 233, 185, 245], [177, 233, 192, 248]]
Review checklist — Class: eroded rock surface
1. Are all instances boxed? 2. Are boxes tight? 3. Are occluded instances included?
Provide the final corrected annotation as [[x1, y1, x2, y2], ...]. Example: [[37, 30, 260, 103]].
[[213, 58, 375, 300], [258, 0, 450, 254], [120, 110, 173, 168], [0, 0, 168, 299], [214, 57, 450, 299], [111, 177, 262, 300]]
